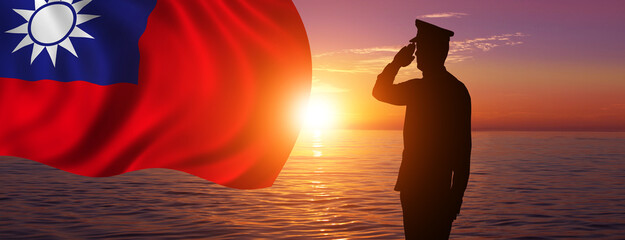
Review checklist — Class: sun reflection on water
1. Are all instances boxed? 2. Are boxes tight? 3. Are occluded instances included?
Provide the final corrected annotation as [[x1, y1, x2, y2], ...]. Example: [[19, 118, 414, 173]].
[[278, 129, 406, 238], [312, 129, 324, 158]]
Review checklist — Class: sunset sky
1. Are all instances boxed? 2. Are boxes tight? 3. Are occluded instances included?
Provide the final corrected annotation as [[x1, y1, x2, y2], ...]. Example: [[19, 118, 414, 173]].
[[292, 0, 625, 131]]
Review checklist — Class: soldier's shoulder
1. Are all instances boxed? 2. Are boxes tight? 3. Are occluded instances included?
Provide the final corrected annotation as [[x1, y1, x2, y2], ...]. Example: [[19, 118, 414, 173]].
[[446, 72, 466, 87], [445, 71, 460, 81], [445, 72, 470, 95]]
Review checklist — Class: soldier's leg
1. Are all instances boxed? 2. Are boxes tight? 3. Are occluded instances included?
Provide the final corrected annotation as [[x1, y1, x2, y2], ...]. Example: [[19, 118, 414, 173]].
[[430, 215, 453, 239], [400, 190, 422, 239], [401, 191, 454, 240]]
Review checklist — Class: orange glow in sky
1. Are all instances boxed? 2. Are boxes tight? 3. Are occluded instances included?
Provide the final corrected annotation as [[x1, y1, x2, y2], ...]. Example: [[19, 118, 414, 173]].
[[293, 0, 625, 131]]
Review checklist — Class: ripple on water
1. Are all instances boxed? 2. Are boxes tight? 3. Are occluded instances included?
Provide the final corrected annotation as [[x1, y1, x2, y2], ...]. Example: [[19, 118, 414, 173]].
[[1, 130, 625, 239]]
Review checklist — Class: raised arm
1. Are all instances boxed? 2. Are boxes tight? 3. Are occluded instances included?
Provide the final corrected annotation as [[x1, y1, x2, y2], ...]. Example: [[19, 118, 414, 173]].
[[372, 43, 415, 105]]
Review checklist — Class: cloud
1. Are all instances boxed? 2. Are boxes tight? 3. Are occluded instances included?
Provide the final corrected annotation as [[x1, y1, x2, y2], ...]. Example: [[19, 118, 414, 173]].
[[419, 12, 468, 19], [313, 47, 399, 58], [448, 32, 528, 61], [312, 32, 529, 74], [313, 46, 402, 74], [311, 78, 349, 93]]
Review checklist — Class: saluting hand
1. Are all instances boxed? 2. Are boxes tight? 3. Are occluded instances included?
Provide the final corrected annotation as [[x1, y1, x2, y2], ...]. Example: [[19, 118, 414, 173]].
[[392, 43, 416, 67]]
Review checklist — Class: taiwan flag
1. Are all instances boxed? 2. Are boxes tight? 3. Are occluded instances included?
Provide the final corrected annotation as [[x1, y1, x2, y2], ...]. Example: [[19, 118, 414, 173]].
[[0, 0, 311, 189]]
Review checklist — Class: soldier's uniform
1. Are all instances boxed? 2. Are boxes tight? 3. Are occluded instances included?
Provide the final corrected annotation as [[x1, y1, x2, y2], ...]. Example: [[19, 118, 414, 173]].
[[373, 20, 471, 239]]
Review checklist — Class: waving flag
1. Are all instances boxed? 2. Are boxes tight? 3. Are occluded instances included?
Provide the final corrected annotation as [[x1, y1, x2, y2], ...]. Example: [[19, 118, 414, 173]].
[[0, 0, 311, 189]]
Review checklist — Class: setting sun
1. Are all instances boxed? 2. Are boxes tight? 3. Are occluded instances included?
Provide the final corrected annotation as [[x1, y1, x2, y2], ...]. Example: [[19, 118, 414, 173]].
[[301, 97, 336, 129]]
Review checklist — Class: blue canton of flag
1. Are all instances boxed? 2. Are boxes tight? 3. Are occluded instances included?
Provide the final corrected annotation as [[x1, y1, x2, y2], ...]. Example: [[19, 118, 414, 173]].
[[0, 0, 156, 85]]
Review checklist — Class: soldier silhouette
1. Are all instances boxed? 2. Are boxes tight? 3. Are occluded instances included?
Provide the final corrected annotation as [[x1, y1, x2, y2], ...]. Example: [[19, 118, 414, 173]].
[[373, 19, 471, 239]]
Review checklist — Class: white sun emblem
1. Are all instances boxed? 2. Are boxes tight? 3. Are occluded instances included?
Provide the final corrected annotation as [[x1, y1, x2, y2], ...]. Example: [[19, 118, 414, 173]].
[[5, 0, 99, 67]]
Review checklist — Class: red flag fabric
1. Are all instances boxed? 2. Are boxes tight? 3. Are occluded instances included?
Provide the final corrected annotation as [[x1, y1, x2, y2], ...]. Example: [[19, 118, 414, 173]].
[[0, 0, 311, 189]]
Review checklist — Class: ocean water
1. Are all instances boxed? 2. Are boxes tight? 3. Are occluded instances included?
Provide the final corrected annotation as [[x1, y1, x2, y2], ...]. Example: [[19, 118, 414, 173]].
[[1, 130, 625, 239]]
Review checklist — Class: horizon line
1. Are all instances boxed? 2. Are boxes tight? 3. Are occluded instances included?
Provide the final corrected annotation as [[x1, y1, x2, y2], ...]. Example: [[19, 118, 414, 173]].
[[301, 127, 625, 133]]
